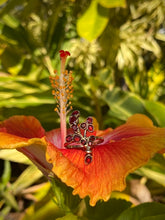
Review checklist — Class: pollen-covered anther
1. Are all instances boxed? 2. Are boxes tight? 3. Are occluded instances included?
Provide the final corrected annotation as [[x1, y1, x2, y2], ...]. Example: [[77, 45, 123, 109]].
[[69, 85, 73, 90], [49, 65, 73, 115], [65, 111, 104, 165], [54, 107, 59, 114], [52, 90, 55, 95]]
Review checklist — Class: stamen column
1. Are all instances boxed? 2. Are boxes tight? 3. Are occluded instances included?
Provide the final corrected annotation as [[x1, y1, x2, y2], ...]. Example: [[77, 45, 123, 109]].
[[49, 50, 72, 149], [59, 51, 68, 148]]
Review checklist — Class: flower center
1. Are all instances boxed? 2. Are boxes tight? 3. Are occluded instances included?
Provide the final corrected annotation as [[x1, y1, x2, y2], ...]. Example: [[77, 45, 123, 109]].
[[64, 110, 104, 165], [49, 50, 73, 148], [49, 50, 104, 161]]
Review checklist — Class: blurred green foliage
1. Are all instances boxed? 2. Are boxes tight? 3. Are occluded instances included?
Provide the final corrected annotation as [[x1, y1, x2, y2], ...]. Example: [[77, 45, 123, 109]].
[[0, 0, 165, 219]]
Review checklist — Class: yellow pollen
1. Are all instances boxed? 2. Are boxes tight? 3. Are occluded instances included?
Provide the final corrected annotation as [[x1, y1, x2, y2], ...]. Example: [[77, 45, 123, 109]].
[[49, 68, 73, 115]]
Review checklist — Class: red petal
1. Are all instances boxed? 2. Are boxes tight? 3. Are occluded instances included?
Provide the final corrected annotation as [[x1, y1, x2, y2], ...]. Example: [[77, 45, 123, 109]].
[[0, 115, 45, 138], [98, 114, 160, 143], [46, 114, 165, 206], [46, 128, 62, 148]]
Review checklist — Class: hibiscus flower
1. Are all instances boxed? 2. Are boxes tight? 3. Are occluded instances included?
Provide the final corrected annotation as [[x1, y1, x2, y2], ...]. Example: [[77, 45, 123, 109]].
[[0, 50, 165, 206]]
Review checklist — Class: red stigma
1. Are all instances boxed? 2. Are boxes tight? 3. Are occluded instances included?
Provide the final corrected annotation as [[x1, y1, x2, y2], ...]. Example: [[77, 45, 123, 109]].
[[59, 50, 71, 58]]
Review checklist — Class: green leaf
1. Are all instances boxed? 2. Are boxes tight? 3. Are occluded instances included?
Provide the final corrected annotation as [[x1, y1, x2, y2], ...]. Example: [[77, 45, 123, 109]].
[[0, 76, 53, 108], [12, 165, 43, 194], [144, 100, 165, 127], [2, 14, 19, 28], [85, 198, 132, 220], [0, 150, 32, 165], [0, 0, 8, 6], [142, 214, 165, 220], [103, 88, 147, 121], [136, 167, 165, 187], [56, 213, 80, 220], [0, 0, 26, 17], [77, 1, 109, 41], [1, 160, 11, 186], [2, 191, 19, 211], [151, 154, 165, 168], [21, 199, 63, 220], [117, 202, 165, 220], [0, 206, 11, 220], [50, 177, 81, 213], [98, 0, 126, 8]]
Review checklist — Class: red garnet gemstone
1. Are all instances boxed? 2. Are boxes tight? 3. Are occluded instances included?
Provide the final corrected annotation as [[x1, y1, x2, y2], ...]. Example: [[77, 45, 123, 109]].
[[73, 134, 81, 142], [88, 124, 94, 132], [66, 135, 73, 142], [85, 154, 92, 164], [80, 122, 86, 130], [87, 117, 93, 124]]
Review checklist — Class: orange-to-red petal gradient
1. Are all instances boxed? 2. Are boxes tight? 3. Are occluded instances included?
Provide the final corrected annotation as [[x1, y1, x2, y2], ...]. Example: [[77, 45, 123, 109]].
[[0, 116, 53, 177], [0, 115, 45, 149], [46, 114, 165, 206], [0, 114, 165, 206]]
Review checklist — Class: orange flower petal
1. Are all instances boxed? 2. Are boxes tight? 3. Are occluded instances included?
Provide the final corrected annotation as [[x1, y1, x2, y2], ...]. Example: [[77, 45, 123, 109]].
[[0, 131, 45, 149], [0, 115, 45, 138], [125, 113, 154, 127], [0, 116, 52, 176], [0, 132, 28, 149], [0, 115, 46, 148], [0, 132, 52, 177], [46, 114, 165, 206]]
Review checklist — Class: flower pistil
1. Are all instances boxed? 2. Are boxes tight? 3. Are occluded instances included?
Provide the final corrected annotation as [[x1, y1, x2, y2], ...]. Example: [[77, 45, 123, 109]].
[[49, 50, 73, 148]]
